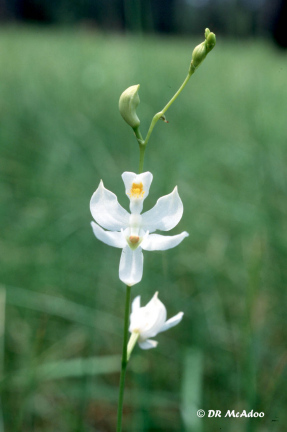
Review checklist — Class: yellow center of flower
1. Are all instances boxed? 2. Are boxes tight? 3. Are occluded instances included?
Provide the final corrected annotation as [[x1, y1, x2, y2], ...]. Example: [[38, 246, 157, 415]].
[[129, 182, 144, 198], [129, 235, 140, 244]]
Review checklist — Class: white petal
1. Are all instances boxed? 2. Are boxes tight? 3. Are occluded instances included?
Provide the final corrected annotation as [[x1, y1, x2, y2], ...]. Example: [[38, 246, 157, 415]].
[[138, 339, 158, 350], [141, 231, 189, 251], [132, 296, 141, 313], [90, 180, 130, 231], [119, 246, 143, 286], [159, 312, 184, 333], [122, 171, 153, 214], [129, 309, 146, 333], [141, 187, 183, 232], [139, 293, 167, 340], [91, 222, 126, 248]]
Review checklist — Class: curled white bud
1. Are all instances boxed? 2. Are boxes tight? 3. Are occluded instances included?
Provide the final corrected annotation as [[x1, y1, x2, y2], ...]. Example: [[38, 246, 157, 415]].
[[119, 84, 141, 129]]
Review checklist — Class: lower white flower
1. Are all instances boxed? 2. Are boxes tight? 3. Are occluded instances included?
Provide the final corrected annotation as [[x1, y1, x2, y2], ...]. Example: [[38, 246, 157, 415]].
[[90, 171, 188, 286], [128, 292, 184, 350]]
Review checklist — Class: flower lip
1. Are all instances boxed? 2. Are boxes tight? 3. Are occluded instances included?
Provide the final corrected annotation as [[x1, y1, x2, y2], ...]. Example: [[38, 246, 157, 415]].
[[129, 182, 144, 199], [129, 235, 140, 244], [126, 234, 142, 251], [122, 172, 153, 214]]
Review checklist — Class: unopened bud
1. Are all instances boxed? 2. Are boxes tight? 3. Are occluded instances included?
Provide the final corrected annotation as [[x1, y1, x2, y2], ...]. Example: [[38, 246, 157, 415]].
[[119, 84, 140, 129], [205, 28, 210, 39], [192, 42, 207, 68], [206, 32, 216, 53], [190, 28, 216, 70]]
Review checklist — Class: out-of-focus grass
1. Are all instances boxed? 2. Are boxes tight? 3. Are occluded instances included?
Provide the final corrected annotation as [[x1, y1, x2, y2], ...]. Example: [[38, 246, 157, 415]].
[[0, 27, 287, 431]]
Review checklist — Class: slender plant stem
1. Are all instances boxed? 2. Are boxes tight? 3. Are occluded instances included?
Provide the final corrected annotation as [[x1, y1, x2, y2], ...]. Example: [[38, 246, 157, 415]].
[[144, 68, 195, 147], [0, 286, 5, 432], [116, 285, 132, 432], [134, 126, 144, 145], [133, 126, 146, 174], [134, 67, 195, 173], [138, 144, 146, 174]]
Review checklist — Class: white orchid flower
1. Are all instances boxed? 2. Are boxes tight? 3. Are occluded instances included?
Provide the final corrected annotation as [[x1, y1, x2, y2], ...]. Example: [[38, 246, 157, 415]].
[[128, 292, 184, 351], [90, 171, 188, 286]]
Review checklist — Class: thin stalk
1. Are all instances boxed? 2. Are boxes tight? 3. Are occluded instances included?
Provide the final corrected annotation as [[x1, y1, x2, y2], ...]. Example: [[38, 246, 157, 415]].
[[0, 286, 6, 432], [138, 144, 146, 174], [116, 285, 132, 432], [144, 67, 195, 147], [133, 126, 146, 174], [133, 66, 195, 173]]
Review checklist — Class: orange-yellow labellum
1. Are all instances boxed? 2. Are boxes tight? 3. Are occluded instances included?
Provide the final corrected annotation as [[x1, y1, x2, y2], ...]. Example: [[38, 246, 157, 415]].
[[129, 235, 140, 244], [129, 182, 144, 199]]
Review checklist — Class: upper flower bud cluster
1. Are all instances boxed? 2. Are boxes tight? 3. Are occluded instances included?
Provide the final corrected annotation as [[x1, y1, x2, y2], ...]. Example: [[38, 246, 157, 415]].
[[191, 28, 216, 69]]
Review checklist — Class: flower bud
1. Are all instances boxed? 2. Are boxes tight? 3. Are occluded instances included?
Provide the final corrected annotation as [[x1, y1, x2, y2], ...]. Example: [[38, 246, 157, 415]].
[[205, 28, 210, 39], [192, 42, 207, 68], [119, 84, 140, 129], [191, 29, 216, 70], [128, 292, 184, 351], [206, 32, 216, 53]]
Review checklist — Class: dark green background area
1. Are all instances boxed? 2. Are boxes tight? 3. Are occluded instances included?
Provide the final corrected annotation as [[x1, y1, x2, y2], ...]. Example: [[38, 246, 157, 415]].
[[0, 28, 286, 432]]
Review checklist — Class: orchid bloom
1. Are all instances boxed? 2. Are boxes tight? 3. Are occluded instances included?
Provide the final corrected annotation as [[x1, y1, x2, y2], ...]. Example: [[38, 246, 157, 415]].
[[129, 292, 184, 350], [90, 171, 188, 286]]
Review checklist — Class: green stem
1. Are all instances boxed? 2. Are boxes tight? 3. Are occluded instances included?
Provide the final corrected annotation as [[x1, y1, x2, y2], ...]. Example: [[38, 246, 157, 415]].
[[133, 126, 146, 173], [116, 285, 132, 432], [144, 66, 195, 147], [0, 287, 5, 432], [138, 144, 146, 174], [133, 64, 196, 173]]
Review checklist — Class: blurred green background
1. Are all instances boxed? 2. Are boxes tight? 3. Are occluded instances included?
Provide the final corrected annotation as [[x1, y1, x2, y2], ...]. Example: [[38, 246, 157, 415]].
[[0, 24, 287, 432]]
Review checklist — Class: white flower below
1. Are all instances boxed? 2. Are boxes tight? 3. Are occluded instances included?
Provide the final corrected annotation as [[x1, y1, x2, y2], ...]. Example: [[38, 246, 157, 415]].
[[129, 292, 184, 350], [90, 171, 188, 286]]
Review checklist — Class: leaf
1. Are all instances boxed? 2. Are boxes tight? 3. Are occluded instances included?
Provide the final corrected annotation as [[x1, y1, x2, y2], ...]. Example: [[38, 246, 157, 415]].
[[181, 348, 203, 432]]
